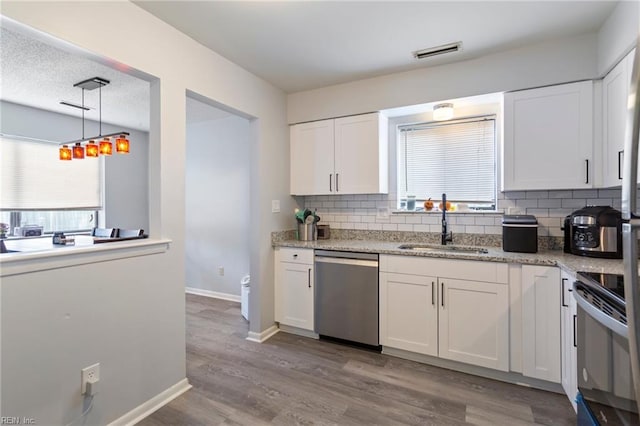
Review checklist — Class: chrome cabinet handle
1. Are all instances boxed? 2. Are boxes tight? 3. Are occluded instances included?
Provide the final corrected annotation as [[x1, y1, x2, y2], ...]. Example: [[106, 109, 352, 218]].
[[308, 268, 311, 288], [619, 150, 624, 180], [585, 159, 589, 184], [561, 278, 568, 307]]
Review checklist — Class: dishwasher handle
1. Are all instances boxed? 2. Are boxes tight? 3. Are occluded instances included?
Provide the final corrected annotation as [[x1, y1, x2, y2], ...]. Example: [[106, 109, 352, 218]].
[[314, 257, 378, 268]]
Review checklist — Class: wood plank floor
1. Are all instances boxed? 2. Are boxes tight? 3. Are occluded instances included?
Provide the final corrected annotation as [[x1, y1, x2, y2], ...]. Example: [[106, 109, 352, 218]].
[[139, 294, 576, 426]]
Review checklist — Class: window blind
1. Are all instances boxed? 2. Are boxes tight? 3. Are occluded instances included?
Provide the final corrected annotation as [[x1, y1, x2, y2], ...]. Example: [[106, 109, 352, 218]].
[[398, 118, 496, 203], [0, 136, 102, 210]]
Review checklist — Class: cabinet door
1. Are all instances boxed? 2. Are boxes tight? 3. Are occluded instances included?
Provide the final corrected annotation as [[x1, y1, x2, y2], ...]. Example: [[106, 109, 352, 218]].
[[380, 272, 438, 356], [275, 261, 314, 331], [522, 265, 561, 383], [438, 278, 509, 371], [503, 81, 593, 190], [334, 113, 388, 194], [602, 49, 636, 187], [290, 120, 335, 195], [560, 270, 578, 412]]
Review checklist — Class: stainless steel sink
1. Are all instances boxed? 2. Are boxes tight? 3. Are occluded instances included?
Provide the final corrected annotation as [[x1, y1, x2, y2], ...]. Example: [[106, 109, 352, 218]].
[[398, 244, 489, 254]]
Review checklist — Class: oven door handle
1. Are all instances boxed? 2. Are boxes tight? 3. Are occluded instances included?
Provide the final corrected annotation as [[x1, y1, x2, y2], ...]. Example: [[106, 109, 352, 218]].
[[573, 282, 628, 338]]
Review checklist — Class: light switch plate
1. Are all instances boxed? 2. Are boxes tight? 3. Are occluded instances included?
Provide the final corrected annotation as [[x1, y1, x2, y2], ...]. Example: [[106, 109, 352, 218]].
[[271, 200, 280, 213]]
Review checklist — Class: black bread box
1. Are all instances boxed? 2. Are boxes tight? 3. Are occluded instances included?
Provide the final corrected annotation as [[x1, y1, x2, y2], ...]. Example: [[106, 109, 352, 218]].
[[502, 215, 538, 253]]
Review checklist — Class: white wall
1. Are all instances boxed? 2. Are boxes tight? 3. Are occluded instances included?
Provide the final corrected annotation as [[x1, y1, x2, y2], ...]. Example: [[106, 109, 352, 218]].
[[597, 0, 640, 76], [185, 114, 250, 297], [0, 101, 149, 231], [287, 33, 598, 123], [1, 1, 290, 423]]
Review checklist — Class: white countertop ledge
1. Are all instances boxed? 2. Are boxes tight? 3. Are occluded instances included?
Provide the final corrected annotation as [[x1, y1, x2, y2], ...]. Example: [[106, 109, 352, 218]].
[[0, 238, 172, 277]]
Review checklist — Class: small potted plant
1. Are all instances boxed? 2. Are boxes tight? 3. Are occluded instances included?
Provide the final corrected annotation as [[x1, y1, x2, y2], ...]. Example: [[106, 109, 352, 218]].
[[0, 223, 8, 239]]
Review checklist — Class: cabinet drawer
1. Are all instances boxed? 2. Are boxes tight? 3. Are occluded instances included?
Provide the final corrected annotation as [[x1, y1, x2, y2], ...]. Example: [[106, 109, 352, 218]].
[[380, 255, 508, 284], [276, 247, 314, 264]]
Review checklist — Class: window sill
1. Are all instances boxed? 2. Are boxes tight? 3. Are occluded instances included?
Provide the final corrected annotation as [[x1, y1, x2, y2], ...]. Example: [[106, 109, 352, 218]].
[[391, 210, 502, 215]]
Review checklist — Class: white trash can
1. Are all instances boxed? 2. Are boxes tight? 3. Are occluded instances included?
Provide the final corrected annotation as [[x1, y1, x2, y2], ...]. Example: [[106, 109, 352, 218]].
[[241, 274, 250, 321]]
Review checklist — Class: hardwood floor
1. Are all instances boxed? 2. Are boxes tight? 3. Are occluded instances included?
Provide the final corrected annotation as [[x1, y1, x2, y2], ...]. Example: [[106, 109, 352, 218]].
[[139, 294, 575, 426]]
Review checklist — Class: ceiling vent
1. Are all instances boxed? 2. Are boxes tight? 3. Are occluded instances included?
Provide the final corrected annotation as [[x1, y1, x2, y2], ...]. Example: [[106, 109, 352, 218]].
[[413, 42, 462, 60]]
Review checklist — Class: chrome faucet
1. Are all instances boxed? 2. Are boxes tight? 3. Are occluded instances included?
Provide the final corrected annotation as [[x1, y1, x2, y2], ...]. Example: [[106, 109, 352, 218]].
[[441, 193, 453, 245]]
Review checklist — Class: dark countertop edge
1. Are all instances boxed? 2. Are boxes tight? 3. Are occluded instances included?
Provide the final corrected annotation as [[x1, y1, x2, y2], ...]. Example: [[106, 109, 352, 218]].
[[272, 239, 624, 276]]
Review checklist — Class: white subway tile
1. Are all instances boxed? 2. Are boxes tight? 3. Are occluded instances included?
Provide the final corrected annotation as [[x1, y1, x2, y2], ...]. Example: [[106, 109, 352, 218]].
[[354, 223, 368, 230], [354, 194, 369, 201], [466, 225, 485, 234], [475, 217, 495, 226], [347, 201, 361, 208], [413, 225, 430, 232], [354, 208, 370, 215], [548, 190, 573, 199], [422, 215, 440, 225], [322, 201, 335, 208], [390, 215, 406, 224], [503, 191, 526, 199], [485, 226, 502, 235], [598, 189, 620, 198], [383, 224, 398, 231], [398, 224, 414, 232], [573, 190, 598, 198], [450, 225, 465, 233], [527, 208, 549, 217], [588, 199, 611, 206], [549, 227, 564, 237], [335, 201, 348, 208], [516, 199, 538, 208], [360, 201, 376, 208], [548, 208, 574, 217], [361, 215, 375, 223], [340, 223, 355, 230], [561, 199, 587, 208], [368, 223, 383, 230], [457, 216, 475, 225], [526, 191, 548, 199], [405, 215, 422, 224], [538, 199, 561, 208], [429, 224, 442, 233], [348, 215, 362, 223]]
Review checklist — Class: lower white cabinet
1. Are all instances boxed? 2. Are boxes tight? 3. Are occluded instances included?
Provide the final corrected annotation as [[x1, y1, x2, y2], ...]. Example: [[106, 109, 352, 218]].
[[380, 272, 438, 356], [439, 278, 509, 371], [560, 269, 578, 412], [379, 256, 509, 372], [521, 265, 561, 383], [274, 248, 314, 331]]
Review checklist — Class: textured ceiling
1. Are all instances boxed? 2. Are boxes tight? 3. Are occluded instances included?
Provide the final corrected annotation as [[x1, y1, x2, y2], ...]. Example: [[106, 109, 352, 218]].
[[134, 1, 617, 93], [0, 27, 150, 132]]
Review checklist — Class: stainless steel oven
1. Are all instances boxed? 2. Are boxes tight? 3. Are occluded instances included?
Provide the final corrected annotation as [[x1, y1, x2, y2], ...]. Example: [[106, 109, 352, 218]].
[[574, 272, 638, 425]]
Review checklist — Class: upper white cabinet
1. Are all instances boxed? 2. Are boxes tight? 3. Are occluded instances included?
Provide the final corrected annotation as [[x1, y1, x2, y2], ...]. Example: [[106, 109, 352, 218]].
[[602, 49, 636, 188], [503, 81, 594, 191], [521, 265, 561, 383], [290, 112, 388, 195]]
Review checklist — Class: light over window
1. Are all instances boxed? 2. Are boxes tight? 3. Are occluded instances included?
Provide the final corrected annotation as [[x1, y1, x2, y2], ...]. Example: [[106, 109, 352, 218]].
[[397, 117, 497, 210]]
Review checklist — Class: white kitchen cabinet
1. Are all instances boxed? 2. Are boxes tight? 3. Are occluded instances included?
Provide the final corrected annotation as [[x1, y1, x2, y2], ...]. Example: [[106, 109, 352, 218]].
[[521, 265, 561, 383], [503, 81, 594, 191], [379, 255, 509, 372], [290, 112, 388, 195], [439, 278, 509, 371], [602, 49, 636, 187], [274, 248, 314, 331], [380, 272, 438, 356], [560, 269, 578, 412]]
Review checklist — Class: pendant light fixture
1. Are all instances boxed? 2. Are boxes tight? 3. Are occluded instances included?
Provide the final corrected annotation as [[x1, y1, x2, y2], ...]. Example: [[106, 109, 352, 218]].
[[59, 77, 131, 160]]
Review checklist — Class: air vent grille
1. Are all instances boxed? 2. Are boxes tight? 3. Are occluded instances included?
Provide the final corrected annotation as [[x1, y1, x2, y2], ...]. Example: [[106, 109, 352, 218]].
[[413, 42, 462, 60], [578, 287, 627, 325]]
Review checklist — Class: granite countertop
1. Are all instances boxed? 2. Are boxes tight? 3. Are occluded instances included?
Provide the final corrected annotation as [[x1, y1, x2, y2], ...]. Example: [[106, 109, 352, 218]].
[[273, 238, 626, 276]]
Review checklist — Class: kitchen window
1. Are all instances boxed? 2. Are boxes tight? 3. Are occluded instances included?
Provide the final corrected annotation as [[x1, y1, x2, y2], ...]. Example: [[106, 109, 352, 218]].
[[0, 135, 102, 235], [397, 116, 497, 210]]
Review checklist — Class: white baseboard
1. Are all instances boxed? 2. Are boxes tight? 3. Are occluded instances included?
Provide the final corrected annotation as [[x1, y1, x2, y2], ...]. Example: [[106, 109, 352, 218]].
[[279, 324, 319, 339], [185, 286, 241, 302], [246, 324, 279, 343], [107, 378, 191, 426]]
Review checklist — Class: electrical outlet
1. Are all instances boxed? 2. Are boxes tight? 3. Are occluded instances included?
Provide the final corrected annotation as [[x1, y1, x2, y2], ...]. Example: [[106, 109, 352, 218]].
[[271, 200, 280, 213], [218, 267, 224, 276], [81, 363, 100, 395]]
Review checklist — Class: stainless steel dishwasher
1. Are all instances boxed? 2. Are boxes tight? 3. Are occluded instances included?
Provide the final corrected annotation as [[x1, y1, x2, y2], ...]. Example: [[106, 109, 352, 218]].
[[314, 250, 379, 348]]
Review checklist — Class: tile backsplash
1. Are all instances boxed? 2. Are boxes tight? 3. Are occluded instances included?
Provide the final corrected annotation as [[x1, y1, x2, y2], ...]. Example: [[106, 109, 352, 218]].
[[302, 189, 629, 239]]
